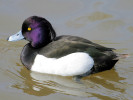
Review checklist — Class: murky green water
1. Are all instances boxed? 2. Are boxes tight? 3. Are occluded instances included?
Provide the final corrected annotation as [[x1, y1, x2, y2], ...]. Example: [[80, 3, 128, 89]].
[[0, 0, 133, 100]]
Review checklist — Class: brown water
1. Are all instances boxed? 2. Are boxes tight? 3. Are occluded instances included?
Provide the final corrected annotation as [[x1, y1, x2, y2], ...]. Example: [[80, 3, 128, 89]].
[[0, 0, 133, 100]]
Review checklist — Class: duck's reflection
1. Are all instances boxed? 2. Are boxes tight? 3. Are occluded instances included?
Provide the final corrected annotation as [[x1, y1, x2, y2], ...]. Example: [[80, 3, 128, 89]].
[[12, 67, 54, 96], [12, 67, 126, 99], [30, 71, 91, 97], [12, 67, 89, 97]]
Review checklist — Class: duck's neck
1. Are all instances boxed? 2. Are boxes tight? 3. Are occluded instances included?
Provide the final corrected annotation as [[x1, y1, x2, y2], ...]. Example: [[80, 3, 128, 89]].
[[20, 43, 39, 69]]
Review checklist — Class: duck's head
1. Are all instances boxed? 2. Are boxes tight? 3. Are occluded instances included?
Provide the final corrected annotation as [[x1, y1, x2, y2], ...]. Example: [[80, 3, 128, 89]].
[[8, 16, 56, 48]]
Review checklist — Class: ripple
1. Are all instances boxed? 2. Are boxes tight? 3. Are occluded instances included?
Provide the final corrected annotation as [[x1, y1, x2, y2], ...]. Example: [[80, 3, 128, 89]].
[[66, 11, 113, 28]]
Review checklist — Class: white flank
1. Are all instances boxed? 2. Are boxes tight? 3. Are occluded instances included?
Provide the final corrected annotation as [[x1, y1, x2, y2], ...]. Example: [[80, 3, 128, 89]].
[[31, 52, 94, 76]]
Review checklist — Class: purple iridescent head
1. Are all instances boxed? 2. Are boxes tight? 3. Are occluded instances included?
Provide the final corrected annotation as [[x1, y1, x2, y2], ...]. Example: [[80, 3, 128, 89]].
[[8, 16, 56, 48]]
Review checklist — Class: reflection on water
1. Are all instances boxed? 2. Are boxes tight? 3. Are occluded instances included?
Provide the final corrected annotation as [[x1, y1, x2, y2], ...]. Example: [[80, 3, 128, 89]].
[[67, 11, 113, 28], [128, 26, 133, 33], [12, 68, 55, 96], [9, 66, 131, 99], [12, 68, 88, 97]]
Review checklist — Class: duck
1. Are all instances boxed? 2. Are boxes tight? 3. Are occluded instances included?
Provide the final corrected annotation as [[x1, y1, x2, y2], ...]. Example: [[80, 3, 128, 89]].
[[7, 16, 128, 76]]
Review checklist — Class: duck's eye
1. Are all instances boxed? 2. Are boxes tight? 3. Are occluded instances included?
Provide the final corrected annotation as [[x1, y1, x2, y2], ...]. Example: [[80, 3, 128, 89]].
[[27, 27, 32, 31]]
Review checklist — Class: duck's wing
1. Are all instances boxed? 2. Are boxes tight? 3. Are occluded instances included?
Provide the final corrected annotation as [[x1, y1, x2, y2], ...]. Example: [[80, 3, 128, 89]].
[[39, 35, 116, 59], [56, 35, 115, 51]]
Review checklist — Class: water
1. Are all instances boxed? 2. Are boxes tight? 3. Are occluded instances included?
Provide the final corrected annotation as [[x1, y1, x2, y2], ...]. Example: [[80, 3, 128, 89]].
[[0, 0, 133, 100]]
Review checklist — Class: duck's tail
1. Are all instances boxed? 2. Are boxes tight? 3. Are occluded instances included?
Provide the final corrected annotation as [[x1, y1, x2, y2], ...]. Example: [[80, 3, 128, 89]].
[[113, 54, 129, 60]]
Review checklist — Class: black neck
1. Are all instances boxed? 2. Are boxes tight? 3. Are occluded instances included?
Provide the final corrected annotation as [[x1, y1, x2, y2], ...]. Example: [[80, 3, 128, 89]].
[[20, 43, 39, 69]]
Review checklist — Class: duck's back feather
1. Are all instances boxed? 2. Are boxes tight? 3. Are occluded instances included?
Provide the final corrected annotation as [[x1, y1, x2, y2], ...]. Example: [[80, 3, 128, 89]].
[[39, 35, 115, 57]]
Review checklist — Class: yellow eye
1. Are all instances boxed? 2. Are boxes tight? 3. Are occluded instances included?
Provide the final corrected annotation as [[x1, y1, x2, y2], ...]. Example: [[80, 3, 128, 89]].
[[28, 27, 32, 31]]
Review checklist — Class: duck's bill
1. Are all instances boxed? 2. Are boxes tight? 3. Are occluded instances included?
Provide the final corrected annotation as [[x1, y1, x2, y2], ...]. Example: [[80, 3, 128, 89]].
[[7, 30, 24, 41]]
